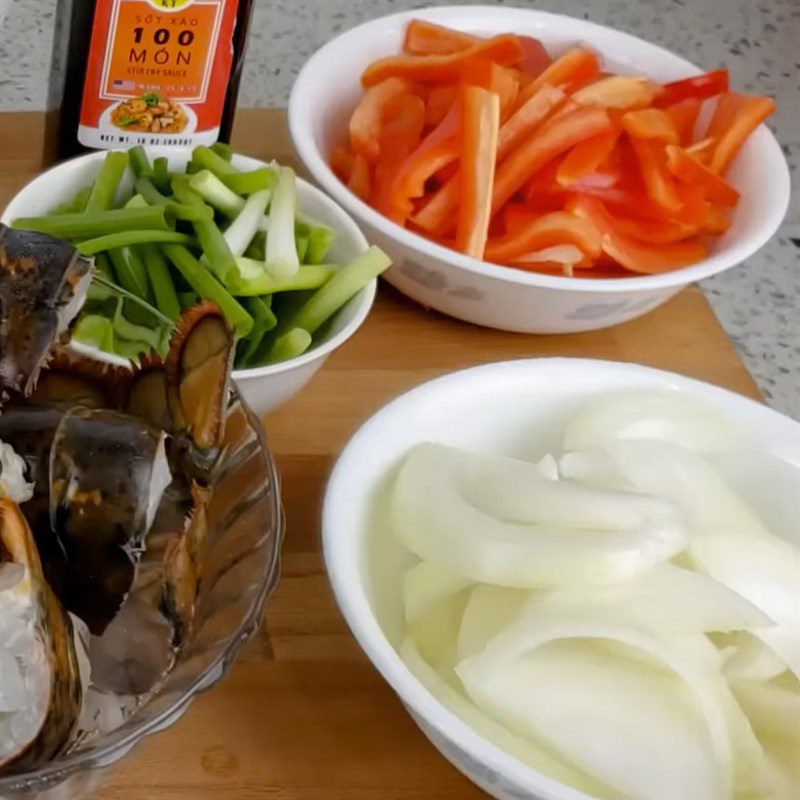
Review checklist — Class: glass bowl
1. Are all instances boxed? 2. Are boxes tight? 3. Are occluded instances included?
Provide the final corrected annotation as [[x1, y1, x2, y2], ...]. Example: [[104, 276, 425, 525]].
[[0, 391, 283, 800]]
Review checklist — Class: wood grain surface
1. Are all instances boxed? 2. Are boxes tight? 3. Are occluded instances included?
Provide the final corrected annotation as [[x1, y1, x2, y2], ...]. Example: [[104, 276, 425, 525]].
[[0, 109, 762, 800]]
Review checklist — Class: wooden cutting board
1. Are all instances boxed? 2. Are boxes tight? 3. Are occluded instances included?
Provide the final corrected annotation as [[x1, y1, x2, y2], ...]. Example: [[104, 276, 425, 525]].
[[0, 109, 762, 800]]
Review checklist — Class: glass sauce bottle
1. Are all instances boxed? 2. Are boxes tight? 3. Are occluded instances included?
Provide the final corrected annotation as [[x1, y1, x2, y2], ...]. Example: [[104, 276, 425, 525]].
[[58, 0, 254, 159]]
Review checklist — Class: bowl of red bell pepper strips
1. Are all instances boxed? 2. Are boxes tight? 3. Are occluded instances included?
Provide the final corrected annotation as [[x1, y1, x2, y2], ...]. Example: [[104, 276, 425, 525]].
[[288, 6, 789, 334]]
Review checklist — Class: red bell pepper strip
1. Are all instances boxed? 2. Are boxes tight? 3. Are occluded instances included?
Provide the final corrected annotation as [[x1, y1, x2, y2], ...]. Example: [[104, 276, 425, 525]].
[[389, 103, 460, 215], [665, 144, 740, 206], [361, 35, 524, 87], [455, 86, 501, 258], [403, 19, 478, 55], [373, 95, 426, 222], [484, 211, 602, 262], [517, 36, 552, 79], [461, 59, 520, 117], [663, 98, 701, 146], [492, 105, 613, 213], [412, 84, 566, 234], [349, 77, 412, 162], [330, 145, 354, 183], [556, 128, 620, 186], [621, 108, 680, 145], [629, 137, 682, 214], [654, 68, 729, 108], [347, 154, 372, 201], [497, 84, 567, 160], [512, 48, 600, 112], [702, 205, 733, 235], [571, 196, 708, 273], [425, 85, 457, 127], [704, 91, 776, 174], [611, 213, 698, 244], [572, 76, 661, 110], [685, 136, 717, 164]]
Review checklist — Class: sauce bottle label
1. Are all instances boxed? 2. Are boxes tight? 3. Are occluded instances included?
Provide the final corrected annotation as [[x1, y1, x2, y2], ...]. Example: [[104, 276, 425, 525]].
[[77, 0, 239, 149]]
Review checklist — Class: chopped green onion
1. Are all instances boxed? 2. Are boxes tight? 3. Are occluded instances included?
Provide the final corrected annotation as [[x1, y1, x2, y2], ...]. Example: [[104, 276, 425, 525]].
[[170, 176, 204, 206], [189, 170, 245, 216], [108, 245, 150, 300], [210, 142, 233, 162], [135, 175, 169, 205], [162, 244, 253, 336], [94, 252, 114, 280], [13, 205, 172, 238], [78, 230, 194, 255], [141, 243, 181, 320], [305, 223, 336, 265], [222, 189, 270, 258], [151, 156, 171, 193], [86, 151, 128, 211], [51, 185, 93, 215], [287, 246, 390, 334], [179, 290, 199, 309], [243, 230, 266, 261], [265, 166, 299, 278], [228, 259, 336, 295], [195, 220, 238, 283], [236, 296, 278, 367], [186, 160, 202, 175], [192, 145, 239, 177], [221, 168, 276, 196], [73, 314, 115, 352], [128, 146, 151, 178], [267, 327, 312, 364]]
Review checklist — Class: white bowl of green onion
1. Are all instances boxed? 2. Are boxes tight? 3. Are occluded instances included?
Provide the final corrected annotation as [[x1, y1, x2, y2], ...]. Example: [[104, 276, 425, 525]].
[[2, 145, 391, 416]]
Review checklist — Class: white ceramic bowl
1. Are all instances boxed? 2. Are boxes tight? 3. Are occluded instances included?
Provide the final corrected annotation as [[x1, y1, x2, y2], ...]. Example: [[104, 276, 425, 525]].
[[322, 358, 799, 800], [1, 148, 375, 417], [289, 5, 790, 334]]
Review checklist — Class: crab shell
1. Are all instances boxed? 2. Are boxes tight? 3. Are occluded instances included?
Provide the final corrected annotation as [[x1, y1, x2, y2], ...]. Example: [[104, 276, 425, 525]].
[[0, 498, 82, 774], [165, 302, 235, 452], [0, 225, 92, 397]]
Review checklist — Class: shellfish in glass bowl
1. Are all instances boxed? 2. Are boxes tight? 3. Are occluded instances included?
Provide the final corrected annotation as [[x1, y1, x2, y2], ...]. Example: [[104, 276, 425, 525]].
[[0, 224, 283, 799]]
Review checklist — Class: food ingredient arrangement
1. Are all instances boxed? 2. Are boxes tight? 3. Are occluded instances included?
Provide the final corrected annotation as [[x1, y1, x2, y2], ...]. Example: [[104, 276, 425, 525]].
[[11, 144, 390, 367], [0, 223, 258, 773], [388, 392, 799, 799], [331, 19, 776, 277]]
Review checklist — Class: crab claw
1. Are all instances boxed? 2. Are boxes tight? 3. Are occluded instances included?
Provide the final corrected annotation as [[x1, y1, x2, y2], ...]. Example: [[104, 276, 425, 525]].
[[122, 353, 171, 432], [0, 225, 92, 396], [165, 302, 234, 452]]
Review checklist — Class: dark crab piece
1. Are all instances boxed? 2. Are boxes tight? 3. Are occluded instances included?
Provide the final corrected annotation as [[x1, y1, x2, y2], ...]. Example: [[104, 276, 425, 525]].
[[50, 407, 172, 635], [122, 354, 171, 432], [166, 302, 235, 453], [0, 498, 82, 774], [0, 224, 92, 396], [28, 353, 125, 409]]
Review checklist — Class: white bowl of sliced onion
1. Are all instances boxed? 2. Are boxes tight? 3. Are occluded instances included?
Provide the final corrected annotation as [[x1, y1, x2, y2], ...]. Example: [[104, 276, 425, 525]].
[[322, 358, 800, 800]]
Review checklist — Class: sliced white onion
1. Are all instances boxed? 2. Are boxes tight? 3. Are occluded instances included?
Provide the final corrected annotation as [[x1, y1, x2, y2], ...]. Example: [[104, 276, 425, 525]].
[[392, 443, 687, 588], [513, 245, 585, 265], [458, 585, 531, 662], [563, 390, 752, 454], [718, 632, 788, 683], [402, 560, 471, 625]]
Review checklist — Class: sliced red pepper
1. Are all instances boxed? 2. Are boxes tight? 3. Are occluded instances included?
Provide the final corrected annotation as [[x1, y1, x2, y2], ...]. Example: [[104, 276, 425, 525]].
[[403, 19, 478, 55], [425, 85, 456, 127], [388, 103, 461, 222], [347, 153, 372, 201], [685, 136, 717, 164], [654, 68, 729, 108], [571, 196, 708, 273], [492, 105, 613, 213], [330, 145, 354, 183], [372, 95, 426, 221], [665, 144, 740, 206], [512, 49, 600, 112], [702, 205, 733, 235], [611, 213, 698, 244], [629, 137, 682, 214], [704, 91, 776, 174], [349, 77, 412, 162], [663, 98, 701, 146], [621, 108, 680, 145], [497, 84, 567, 160], [362, 35, 524, 87], [461, 59, 520, 117], [455, 85, 501, 258], [556, 128, 621, 186], [484, 211, 601, 262], [517, 36, 552, 79], [572, 76, 661, 110]]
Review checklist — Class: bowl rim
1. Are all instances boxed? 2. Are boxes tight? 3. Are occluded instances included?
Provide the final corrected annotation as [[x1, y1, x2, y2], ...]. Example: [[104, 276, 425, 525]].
[[321, 357, 799, 800], [289, 4, 791, 295], [0, 396, 283, 791], [0, 147, 376, 377]]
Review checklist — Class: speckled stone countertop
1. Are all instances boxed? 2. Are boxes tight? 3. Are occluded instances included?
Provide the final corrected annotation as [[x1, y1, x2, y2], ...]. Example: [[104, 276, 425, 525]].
[[1, 0, 798, 416]]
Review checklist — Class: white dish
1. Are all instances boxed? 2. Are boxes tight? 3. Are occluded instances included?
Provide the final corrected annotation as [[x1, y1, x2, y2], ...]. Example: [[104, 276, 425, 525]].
[[289, 5, 790, 334], [322, 358, 799, 799], [1, 148, 376, 418]]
